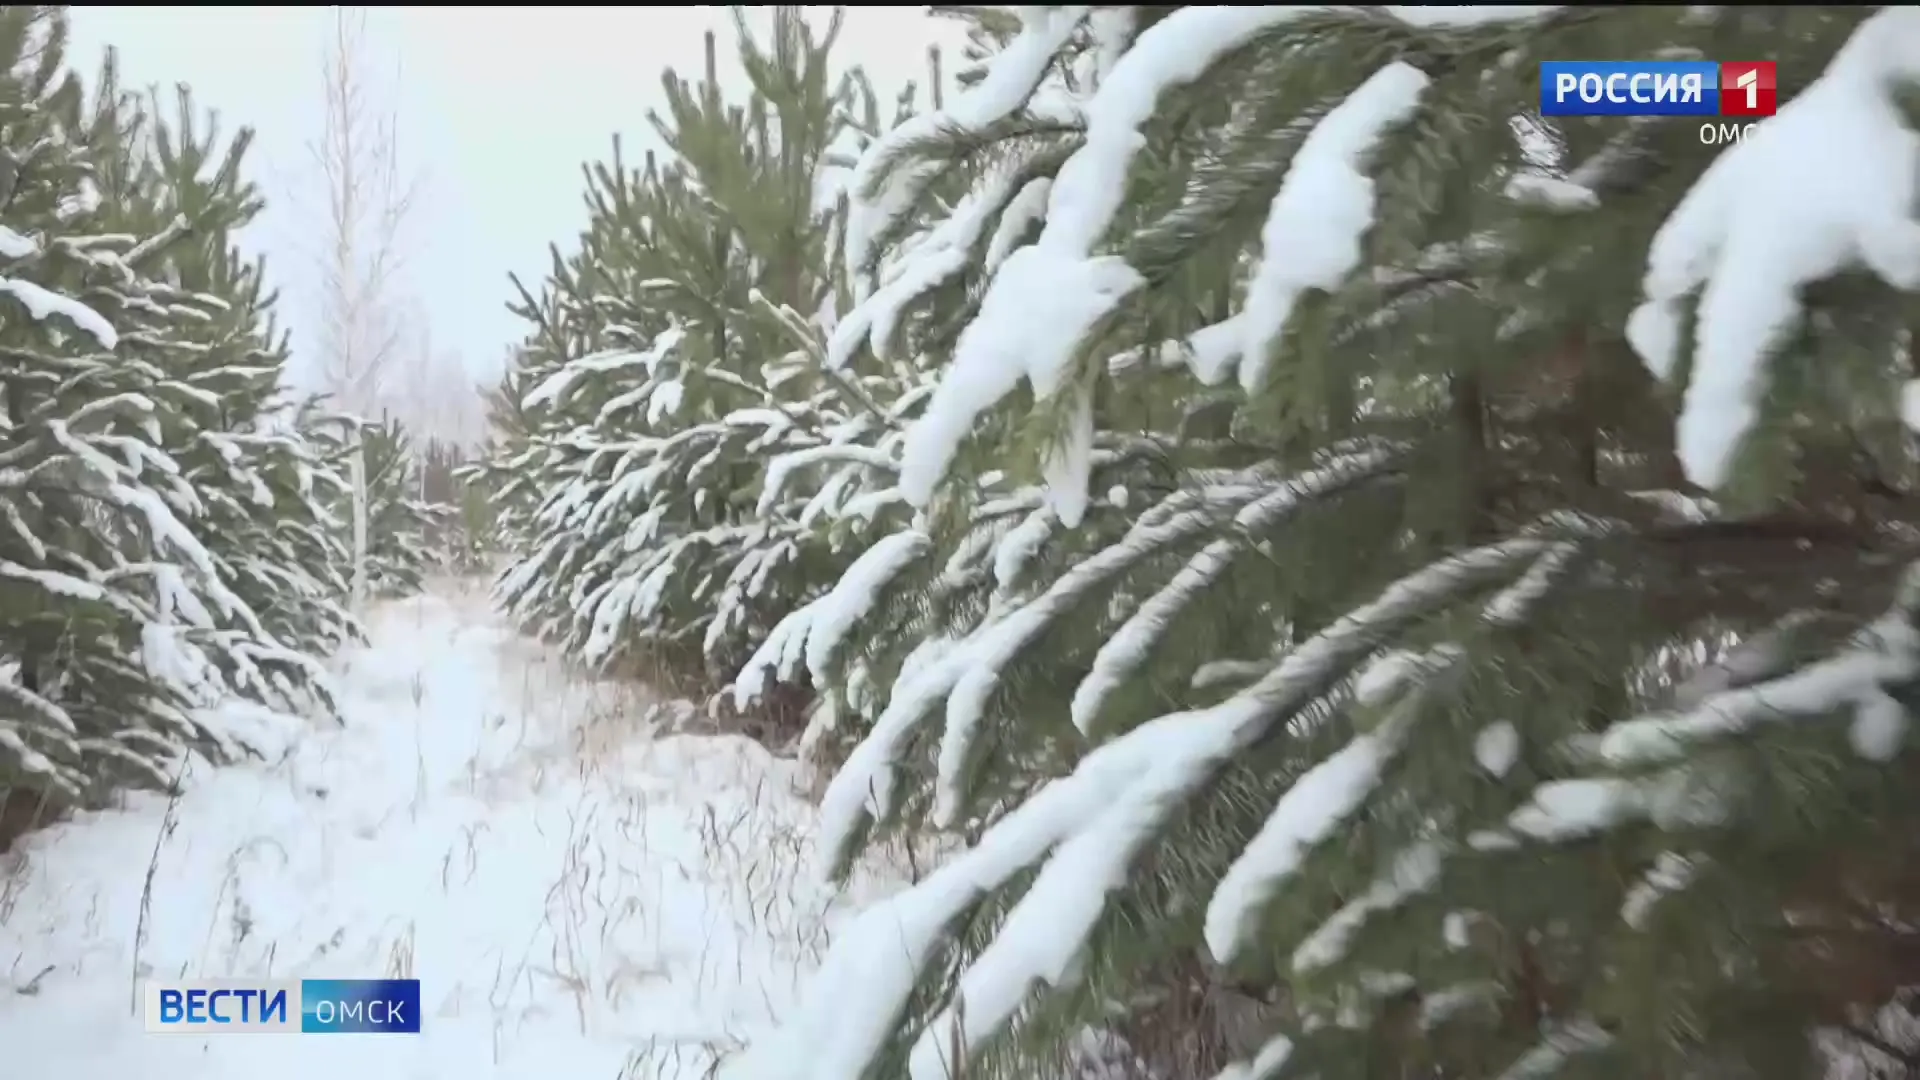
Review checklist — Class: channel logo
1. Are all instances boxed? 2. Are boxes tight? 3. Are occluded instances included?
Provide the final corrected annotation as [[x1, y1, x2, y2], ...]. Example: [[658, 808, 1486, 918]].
[[1540, 60, 1776, 117], [143, 978, 421, 1034]]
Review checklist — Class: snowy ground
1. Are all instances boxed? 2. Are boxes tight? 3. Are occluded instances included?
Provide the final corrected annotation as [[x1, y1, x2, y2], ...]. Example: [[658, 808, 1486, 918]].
[[0, 579, 906, 1079]]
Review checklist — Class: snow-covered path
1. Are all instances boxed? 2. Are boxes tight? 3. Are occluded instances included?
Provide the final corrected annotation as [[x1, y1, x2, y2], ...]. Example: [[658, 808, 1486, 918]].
[[0, 580, 899, 1079]]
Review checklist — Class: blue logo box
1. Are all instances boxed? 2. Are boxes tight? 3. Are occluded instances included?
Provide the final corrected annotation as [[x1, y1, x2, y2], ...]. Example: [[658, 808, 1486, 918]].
[[299, 979, 422, 1034]]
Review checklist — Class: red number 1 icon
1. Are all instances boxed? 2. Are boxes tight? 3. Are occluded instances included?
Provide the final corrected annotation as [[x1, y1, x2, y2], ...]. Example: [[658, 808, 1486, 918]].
[[1721, 62, 1777, 117]]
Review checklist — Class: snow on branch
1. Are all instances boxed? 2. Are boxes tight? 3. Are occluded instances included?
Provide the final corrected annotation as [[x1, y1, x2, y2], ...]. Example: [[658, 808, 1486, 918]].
[[1206, 703, 1426, 967], [758, 719, 1177, 1080], [0, 224, 38, 259], [898, 537, 1562, 1080], [0, 277, 117, 349], [729, 528, 930, 709], [1206, 536, 1590, 967], [1599, 573, 1920, 768], [1235, 61, 1429, 393], [1626, 7, 1920, 489], [989, 503, 1056, 597], [1490, 1019, 1615, 1080], [815, 477, 1280, 870], [895, 8, 1334, 516], [1068, 445, 1406, 734], [985, 176, 1051, 272], [1494, 561, 1920, 847], [897, 12, 1432, 519], [1045, 8, 1334, 258], [1383, 6, 1562, 28], [827, 161, 1042, 373], [844, 6, 1088, 294], [1209, 1033, 1298, 1080], [1290, 840, 1445, 975], [756, 443, 899, 517], [776, 520, 1613, 1080], [896, 241, 1139, 521], [927, 484, 1281, 826], [523, 330, 683, 412]]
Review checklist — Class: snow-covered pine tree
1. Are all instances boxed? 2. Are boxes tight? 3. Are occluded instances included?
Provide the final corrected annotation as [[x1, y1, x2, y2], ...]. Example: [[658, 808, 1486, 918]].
[[0, 8, 311, 807], [745, 7, 1920, 1080], [461, 349, 541, 565], [350, 416, 443, 596], [731, 4, 1206, 779], [417, 435, 488, 574], [288, 402, 445, 600], [491, 7, 932, 717], [93, 78, 362, 710]]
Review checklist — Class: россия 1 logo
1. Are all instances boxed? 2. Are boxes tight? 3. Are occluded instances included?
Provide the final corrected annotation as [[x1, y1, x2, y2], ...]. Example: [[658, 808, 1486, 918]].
[[1539, 60, 1776, 118]]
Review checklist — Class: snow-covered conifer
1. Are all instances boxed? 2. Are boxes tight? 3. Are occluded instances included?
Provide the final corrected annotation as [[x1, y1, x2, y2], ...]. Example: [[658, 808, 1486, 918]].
[[488, 9, 929, 716], [98, 80, 364, 704], [747, 8, 1920, 1080], [0, 11, 330, 804], [333, 415, 442, 598]]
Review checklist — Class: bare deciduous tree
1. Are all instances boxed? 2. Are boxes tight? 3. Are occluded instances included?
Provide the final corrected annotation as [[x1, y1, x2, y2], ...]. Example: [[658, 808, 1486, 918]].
[[307, 7, 417, 607], [312, 6, 415, 420]]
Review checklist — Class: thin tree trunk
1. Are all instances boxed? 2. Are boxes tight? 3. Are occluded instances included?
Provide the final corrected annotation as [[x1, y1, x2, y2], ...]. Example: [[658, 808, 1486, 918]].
[[350, 426, 369, 609]]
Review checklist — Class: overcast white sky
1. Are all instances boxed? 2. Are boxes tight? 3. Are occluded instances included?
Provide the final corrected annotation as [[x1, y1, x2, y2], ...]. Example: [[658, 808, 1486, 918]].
[[67, 6, 958, 391]]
